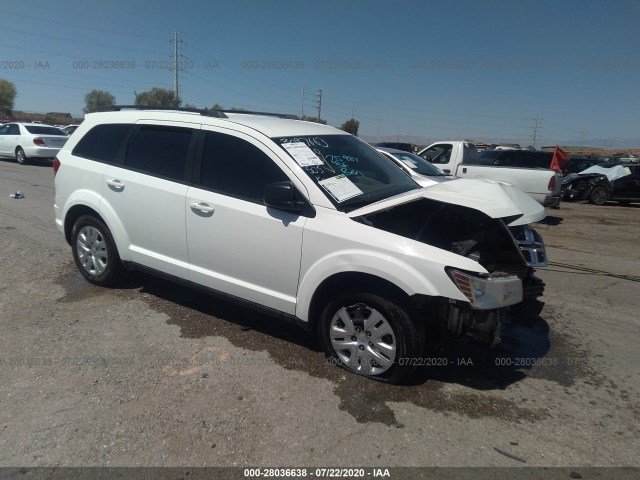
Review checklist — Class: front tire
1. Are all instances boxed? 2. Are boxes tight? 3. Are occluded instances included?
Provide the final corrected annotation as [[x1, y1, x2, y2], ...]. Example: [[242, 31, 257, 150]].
[[71, 215, 122, 286], [318, 292, 423, 384], [588, 186, 609, 205], [15, 147, 29, 165]]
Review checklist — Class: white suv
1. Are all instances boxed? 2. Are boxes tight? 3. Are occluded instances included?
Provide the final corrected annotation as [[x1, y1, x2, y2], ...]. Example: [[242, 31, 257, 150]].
[[54, 107, 546, 383]]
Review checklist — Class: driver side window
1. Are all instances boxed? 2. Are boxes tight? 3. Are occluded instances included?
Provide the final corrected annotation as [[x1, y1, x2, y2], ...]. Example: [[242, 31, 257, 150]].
[[419, 144, 453, 164]]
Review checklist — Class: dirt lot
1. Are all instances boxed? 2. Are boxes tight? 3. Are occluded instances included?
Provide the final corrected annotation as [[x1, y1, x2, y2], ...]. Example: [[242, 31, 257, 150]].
[[0, 161, 638, 470]]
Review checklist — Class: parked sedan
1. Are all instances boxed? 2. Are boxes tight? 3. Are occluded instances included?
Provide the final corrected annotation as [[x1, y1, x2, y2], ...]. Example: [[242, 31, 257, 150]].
[[372, 142, 414, 153], [61, 124, 80, 136], [376, 147, 449, 186], [0, 123, 68, 165]]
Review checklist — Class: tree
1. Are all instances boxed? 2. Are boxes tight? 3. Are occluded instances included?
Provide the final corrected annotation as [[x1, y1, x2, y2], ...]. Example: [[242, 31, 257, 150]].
[[340, 118, 360, 136], [183, 103, 197, 109], [84, 90, 115, 113], [210, 103, 223, 110], [0, 79, 17, 116], [135, 88, 180, 108]]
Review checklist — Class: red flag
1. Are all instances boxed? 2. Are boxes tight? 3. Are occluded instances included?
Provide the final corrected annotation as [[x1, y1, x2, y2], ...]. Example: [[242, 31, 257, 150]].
[[550, 145, 569, 173]]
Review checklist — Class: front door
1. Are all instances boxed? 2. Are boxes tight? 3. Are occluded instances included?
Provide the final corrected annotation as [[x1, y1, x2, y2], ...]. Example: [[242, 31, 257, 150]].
[[186, 129, 307, 315]]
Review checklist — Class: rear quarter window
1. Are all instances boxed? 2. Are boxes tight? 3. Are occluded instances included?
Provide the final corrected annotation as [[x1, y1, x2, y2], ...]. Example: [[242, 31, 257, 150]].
[[72, 124, 133, 163], [124, 125, 193, 181]]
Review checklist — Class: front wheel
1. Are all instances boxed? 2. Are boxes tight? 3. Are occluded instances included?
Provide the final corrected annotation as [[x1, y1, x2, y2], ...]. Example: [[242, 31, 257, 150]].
[[15, 147, 29, 165], [318, 292, 423, 384], [588, 186, 609, 205], [71, 215, 122, 286]]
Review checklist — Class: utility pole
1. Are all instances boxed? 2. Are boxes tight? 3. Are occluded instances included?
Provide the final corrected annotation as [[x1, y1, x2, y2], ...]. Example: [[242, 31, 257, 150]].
[[578, 128, 588, 147], [315, 89, 322, 122], [531, 112, 540, 149], [301, 87, 304, 118], [170, 32, 185, 104]]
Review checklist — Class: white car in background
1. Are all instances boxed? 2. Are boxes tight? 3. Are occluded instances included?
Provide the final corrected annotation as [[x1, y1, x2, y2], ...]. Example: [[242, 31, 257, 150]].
[[0, 122, 68, 165], [61, 124, 80, 136]]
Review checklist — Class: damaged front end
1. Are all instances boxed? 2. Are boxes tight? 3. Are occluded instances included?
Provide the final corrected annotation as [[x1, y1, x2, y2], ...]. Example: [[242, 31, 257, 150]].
[[352, 198, 546, 346]]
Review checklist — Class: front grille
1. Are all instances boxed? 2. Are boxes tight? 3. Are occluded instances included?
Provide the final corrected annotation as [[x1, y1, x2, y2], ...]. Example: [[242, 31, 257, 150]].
[[508, 226, 548, 268]]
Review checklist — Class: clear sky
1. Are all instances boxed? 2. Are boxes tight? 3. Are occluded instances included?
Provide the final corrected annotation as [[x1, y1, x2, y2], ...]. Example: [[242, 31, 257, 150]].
[[1, 0, 639, 148]]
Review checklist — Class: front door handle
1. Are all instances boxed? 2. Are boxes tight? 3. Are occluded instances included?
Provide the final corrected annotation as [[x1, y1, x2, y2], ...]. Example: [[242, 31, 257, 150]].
[[190, 201, 215, 214], [106, 179, 125, 190], [444, 169, 452, 174]]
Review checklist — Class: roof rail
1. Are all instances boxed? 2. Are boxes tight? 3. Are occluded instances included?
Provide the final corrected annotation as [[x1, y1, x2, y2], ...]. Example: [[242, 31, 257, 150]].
[[104, 105, 228, 118], [220, 110, 300, 120]]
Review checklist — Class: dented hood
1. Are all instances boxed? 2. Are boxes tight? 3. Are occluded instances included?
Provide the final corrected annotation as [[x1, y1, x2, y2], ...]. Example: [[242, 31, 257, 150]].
[[348, 178, 545, 226]]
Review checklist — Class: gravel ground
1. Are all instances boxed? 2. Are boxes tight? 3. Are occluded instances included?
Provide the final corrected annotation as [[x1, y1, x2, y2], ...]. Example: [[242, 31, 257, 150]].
[[0, 161, 638, 470]]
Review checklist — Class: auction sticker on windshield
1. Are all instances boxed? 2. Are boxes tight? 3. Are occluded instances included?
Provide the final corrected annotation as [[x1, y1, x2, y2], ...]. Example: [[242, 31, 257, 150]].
[[318, 174, 363, 202], [280, 142, 324, 167]]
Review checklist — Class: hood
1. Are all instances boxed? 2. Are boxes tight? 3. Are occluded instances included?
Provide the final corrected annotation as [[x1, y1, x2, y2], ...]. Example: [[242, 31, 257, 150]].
[[348, 177, 545, 226], [579, 165, 631, 182]]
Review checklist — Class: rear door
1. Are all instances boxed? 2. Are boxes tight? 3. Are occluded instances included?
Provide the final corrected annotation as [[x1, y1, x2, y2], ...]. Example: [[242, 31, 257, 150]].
[[101, 122, 198, 279], [186, 128, 307, 315], [0, 124, 21, 155], [0, 124, 10, 154]]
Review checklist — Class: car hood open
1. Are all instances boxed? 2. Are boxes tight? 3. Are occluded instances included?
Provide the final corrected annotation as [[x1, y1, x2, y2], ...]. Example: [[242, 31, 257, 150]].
[[348, 178, 545, 226]]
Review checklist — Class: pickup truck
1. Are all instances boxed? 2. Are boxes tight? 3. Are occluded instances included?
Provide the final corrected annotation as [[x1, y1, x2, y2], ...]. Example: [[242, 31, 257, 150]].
[[417, 141, 562, 207]]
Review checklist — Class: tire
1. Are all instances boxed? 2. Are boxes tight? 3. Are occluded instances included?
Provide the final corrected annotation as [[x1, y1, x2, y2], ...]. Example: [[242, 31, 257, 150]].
[[588, 186, 609, 206], [15, 147, 29, 165], [70, 215, 122, 286], [318, 291, 423, 384]]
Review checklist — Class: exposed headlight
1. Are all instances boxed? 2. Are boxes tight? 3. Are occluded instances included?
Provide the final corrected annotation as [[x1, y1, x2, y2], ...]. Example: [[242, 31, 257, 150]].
[[447, 268, 523, 310]]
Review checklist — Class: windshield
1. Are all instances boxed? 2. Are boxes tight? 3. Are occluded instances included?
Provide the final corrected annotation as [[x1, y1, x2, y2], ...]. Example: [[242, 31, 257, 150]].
[[274, 135, 419, 212], [25, 125, 66, 136], [383, 150, 446, 176]]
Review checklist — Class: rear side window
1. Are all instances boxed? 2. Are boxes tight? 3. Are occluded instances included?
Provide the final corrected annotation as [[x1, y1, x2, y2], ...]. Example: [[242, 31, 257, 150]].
[[0, 124, 20, 135], [199, 131, 288, 203], [125, 125, 193, 181], [73, 124, 132, 163]]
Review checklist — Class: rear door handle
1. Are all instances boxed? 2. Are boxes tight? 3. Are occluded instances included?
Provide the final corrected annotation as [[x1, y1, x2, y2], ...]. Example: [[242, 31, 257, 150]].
[[190, 201, 215, 214], [106, 179, 125, 190]]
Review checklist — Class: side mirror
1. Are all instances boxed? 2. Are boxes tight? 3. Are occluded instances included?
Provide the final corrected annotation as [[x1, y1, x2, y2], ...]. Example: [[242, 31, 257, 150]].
[[264, 181, 304, 213]]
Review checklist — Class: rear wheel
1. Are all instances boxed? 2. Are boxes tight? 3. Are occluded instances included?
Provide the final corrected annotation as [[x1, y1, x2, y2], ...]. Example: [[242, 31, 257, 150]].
[[15, 147, 29, 165], [588, 186, 609, 205], [318, 291, 423, 384], [71, 215, 122, 286]]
